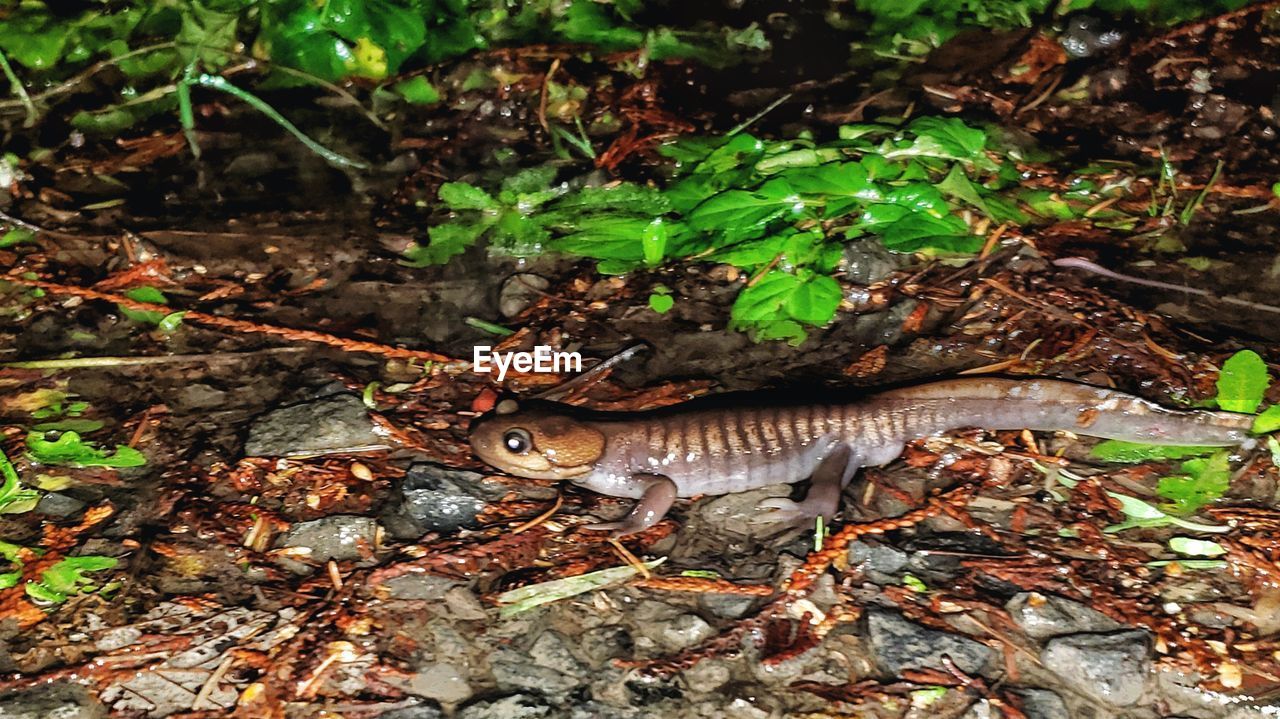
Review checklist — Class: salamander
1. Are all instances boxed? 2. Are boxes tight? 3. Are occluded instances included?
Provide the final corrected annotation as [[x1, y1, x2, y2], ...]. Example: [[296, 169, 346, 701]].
[[468, 378, 1253, 536]]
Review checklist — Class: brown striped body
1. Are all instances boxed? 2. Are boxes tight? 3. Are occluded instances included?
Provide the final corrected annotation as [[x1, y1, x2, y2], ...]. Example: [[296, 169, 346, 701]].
[[557, 378, 1253, 500]]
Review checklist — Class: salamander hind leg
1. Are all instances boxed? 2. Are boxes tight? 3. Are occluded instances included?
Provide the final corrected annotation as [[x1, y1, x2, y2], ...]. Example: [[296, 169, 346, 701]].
[[757, 444, 862, 525], [584, 475, 678, 538]]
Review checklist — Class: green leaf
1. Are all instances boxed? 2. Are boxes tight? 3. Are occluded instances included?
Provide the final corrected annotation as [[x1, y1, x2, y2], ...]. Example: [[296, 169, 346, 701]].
[[649, 293, 674, 314], [26, 555, 117, 604], [731, 270, 802, 323], [1090, 441, 1216, 463], [1253, 405, 1280, 434], [490, 211, 551, 255], [688, 179, 804, 242], [780, 163, 883, 213], [0, 228, 35, 248], [1168, 537, 1226, 557], [25, 431, 146, 469], [0, 448, 38, 515], [553, 217, 652, 261], [877, 213, 978, 254], [881, 117, 994, 170], [691, 133, 765, 176], [393, 76, 441, 105], [1216, 349, 1269, 413], [497, 557, 666, 617], [501, 166, 559, 195], [157, 312, 186, 333], [542, 185, 669, 222], [704, 232, 789, 269], [935, 164, 992, 216], [439, 182, 498, 211], [403, 222, 488, 267], [1157, 450, 1231, 515], [641, 219, 668, 266], [730, 270, 840, 343], [784, 274, 841, 325]]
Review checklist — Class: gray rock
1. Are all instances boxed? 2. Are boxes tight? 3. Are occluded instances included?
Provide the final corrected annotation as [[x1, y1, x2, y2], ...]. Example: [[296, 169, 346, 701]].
[[865, 608, 995, 677], [1040, 630, 1151, 706], [34, 492, 86, 518], [275, 515, 380, 563], [500, 274, 550, 317], [961, 699, 997, 719], [1006, 593, 1121, 640], [381, 573, 461, 600], [491, 631, 585, 696], [579, 625, 632, 668], [637, 613, 715, 653], [0, 683, 107, 719], [847, 541, 908, 584], [456, 694, 556, 719], [245, 394, 386, 457], [681, 660, 731, 694], [1012, 688, 1069, 719], [698, 592, 758, 619], [381, 464, 491, 538], [841, 239, 902, 285], [377, 702, 445, 719], [409, 663, 474, 705]]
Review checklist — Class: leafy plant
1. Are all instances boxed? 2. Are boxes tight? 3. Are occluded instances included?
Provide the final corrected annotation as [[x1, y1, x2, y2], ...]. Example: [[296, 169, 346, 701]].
[[25, 432, 146, 469], [1156, 450, 1231, 515], [25, 556, 118, 604], [1215, 349, 1268, 414], [0, 449, 38, 515], [1087, 349, 1276, 517], [413, 116, 1074, 342]]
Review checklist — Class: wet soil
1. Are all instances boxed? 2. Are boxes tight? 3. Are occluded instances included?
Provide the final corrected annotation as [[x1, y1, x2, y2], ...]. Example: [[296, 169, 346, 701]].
[[4, 4, 1280, 719]]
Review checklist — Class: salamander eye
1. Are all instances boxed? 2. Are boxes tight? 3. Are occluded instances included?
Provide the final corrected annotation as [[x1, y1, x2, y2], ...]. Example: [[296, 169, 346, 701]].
[[503, 428, 532, 454]]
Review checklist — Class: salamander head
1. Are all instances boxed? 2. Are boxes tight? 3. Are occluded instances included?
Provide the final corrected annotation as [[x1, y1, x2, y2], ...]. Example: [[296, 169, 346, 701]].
[[468, 399, 605, 480]]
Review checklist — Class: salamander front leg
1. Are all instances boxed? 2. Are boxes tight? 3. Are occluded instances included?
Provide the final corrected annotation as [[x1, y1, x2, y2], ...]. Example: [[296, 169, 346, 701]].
[[758, 444, 861, 525], [584, 475, 678, 537]]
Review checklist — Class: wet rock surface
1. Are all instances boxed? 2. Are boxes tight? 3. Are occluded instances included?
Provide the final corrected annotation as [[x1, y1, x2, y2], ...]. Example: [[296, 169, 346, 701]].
[[1006, 592, 1123, 640], [380, 464, 493, 537], [865, 608, 997, 677], [0, 684, 107, 719], [244, 393, 386, 457], [275, 515, 381, 564], [1040, 630, 1152, 707]]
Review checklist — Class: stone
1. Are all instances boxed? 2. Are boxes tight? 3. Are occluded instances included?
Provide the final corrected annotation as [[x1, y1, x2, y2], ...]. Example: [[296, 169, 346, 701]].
[[490, 631, 585, 696], [1005, 593, 1121, 640], [381, 573, 460, 600], [698, 592, 758, 619], [244, 394, 385, 457], [579, 625, 632, 669], [377, 703, 445, 719], [864, 608, 995, 677], [34, 492, 86, 518], [637, 613, 715, 653], [275, 515, 379, 563], [456, 694, 556, 719], [847, 540, 908, 584], [409, 663, 474, 705], [500, 274, 550, 317], [1040, 630, 1151, 706], [681, 660, 731, 694], [1012, 688, 1069, 719], [381, 464, 492, 538], [0, 683, 107, 719]]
